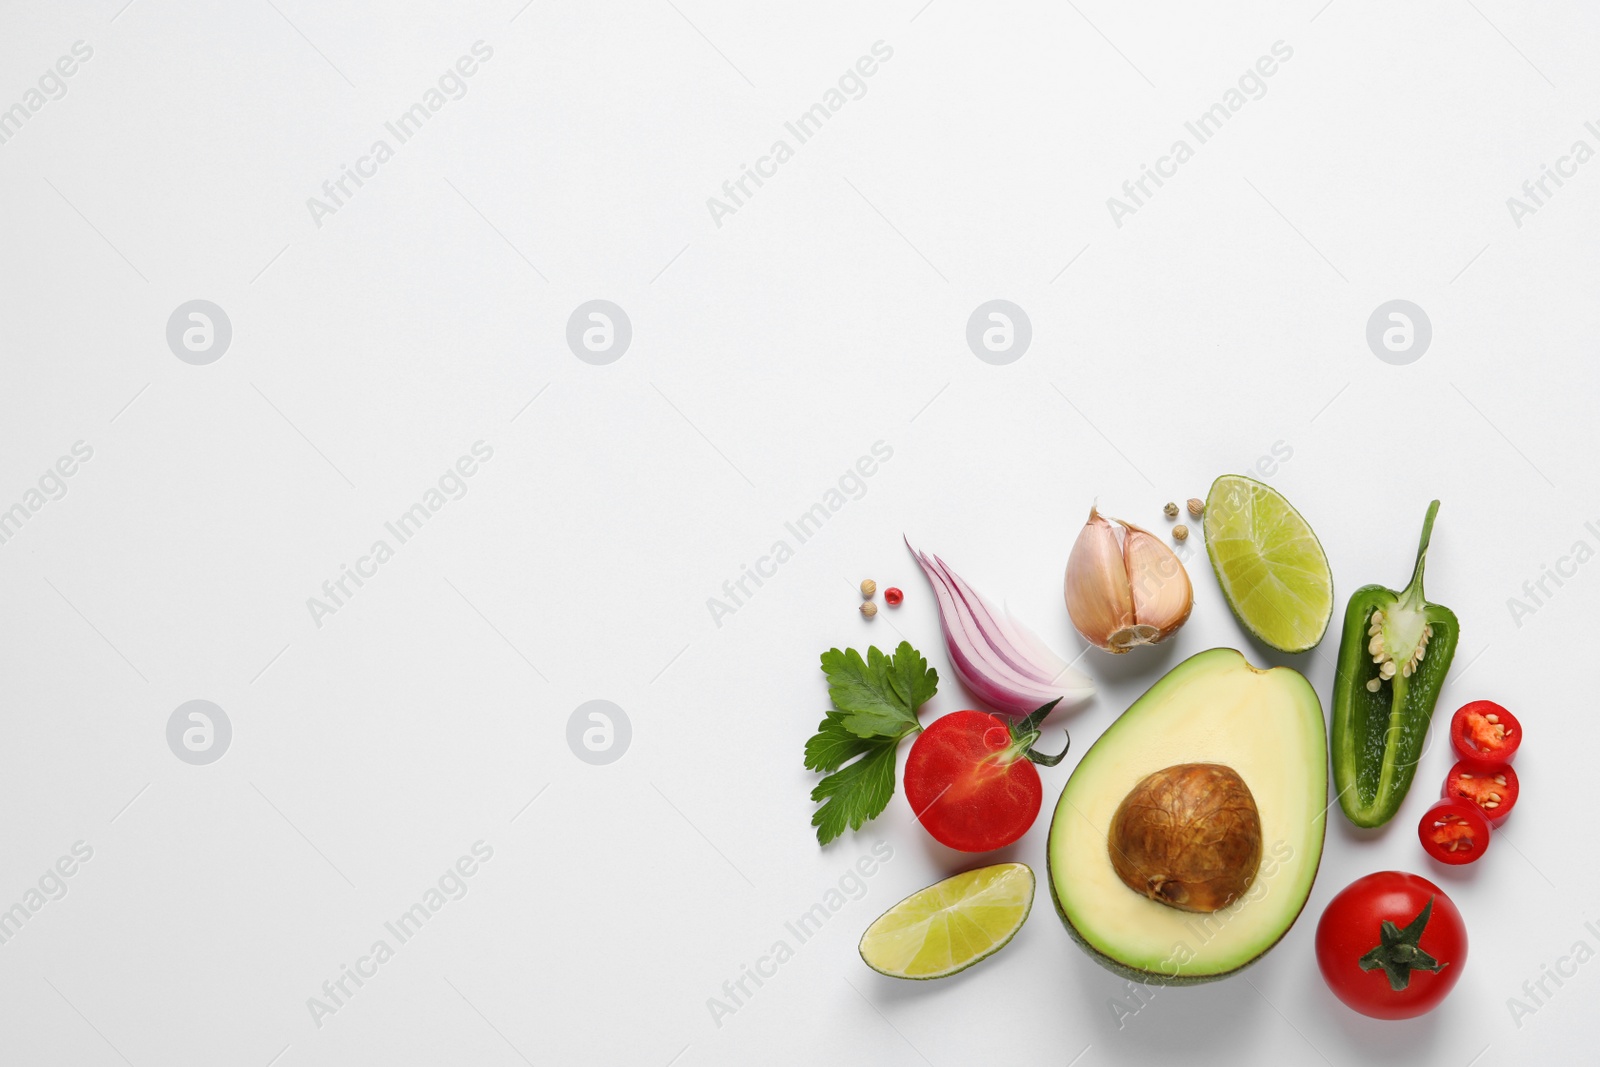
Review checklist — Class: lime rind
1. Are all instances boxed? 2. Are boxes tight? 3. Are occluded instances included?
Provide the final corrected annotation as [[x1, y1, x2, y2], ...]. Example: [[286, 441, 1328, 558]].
[[858, 863, 1034, 980], [1203, 474, 1333, 653]]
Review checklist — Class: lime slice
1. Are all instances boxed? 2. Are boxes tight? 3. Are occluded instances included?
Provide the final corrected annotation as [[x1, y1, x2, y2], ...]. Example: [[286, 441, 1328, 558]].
[[1203, 474, 1333, 653], [858, 863, 1033, 980]]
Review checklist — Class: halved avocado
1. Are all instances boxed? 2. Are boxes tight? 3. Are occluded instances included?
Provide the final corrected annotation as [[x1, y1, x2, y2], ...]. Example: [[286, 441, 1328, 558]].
[[1047, 648, 1326, 984]]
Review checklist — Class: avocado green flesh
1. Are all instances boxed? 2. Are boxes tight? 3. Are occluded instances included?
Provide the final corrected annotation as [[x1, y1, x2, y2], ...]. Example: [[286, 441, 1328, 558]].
[[1047, 648, 1327, 983]]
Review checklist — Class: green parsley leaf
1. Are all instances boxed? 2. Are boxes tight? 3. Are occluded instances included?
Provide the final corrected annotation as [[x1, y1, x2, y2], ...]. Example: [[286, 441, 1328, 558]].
[[803, 711, 877, 773], [886, 640, 937, 711], [809, 739, 900, 846], [820, 642, 938, 738], [806, 641, 938, 845]]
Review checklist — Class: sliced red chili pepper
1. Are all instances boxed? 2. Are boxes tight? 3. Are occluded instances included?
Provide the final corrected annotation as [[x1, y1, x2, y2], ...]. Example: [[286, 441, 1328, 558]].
[[1449, 700, 1521, 765], [1418, 798, 1491, 865], [1443, 760, 1518, 827]]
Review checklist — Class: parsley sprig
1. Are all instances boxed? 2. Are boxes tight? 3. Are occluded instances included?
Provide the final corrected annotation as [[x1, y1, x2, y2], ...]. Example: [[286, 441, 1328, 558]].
[[804, 641, 937, 845]]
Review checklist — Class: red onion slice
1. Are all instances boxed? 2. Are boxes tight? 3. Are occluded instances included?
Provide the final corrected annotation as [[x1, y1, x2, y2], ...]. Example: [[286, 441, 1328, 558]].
[[933, 553, 1057, 684], [906, 539, 1094, 716]]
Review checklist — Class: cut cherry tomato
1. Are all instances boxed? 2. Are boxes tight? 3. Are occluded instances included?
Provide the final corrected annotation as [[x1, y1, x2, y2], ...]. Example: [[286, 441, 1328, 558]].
[[1443, 760, 1518, 827], [1418, 798, 1491, 865], [903, 702, 1067, 852], [1449, 700, 1521, 765]]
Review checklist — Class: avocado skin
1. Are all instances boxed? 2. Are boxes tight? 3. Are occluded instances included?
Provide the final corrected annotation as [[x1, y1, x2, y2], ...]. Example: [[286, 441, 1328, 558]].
[[1045, 646, 1328, 985]]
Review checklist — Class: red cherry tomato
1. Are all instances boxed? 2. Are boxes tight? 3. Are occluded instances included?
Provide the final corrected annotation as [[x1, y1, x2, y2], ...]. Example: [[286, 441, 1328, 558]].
[[903, 704, 1067, 852], [1418, 798, 1491, 865], [1316, 871, 1467, 1019], [1449, 700, 1521, 765], [1443, 760, 1518, 827]]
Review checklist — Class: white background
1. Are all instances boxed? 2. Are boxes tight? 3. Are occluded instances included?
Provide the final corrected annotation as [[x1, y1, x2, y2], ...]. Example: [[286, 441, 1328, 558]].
[[1, 2, 1597, 1065]]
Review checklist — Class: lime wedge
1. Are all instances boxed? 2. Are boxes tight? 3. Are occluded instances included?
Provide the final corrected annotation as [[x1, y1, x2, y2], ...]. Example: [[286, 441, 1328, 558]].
[[858, 863, 1033, 980], [1203, 474, 1333, 653]]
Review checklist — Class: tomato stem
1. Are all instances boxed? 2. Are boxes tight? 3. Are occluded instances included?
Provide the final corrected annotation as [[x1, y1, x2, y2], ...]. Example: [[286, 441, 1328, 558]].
[[1005, 699, 1070, 767], [1357, 896, 1447, 991], [1024, 733, 1070, 767]]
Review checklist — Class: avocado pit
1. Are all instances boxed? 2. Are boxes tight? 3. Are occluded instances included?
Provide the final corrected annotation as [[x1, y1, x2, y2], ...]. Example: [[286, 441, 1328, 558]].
[[1108, 763, 1263, 914]]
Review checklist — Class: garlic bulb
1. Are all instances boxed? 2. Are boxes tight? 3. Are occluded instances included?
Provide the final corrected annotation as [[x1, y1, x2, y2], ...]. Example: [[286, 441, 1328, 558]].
[[1066, 507, 1193, 652]]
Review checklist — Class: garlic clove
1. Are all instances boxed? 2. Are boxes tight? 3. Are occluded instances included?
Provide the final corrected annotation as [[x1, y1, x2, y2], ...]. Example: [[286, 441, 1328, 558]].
[[1121, 522, 1194, 642], [1108, 623, 1162, 652], [1066, 507, 1136, 652]]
